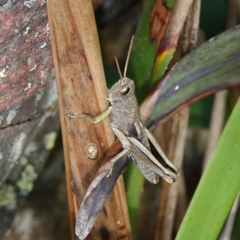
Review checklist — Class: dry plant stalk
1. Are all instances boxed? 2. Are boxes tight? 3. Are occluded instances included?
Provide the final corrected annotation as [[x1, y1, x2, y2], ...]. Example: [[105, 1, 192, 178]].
[[154, 108, 189, 240], [154, 1, 200, 239], [202, 90, 227, 169], [47, 0, 131, 239], [160, 0, 194, 49]]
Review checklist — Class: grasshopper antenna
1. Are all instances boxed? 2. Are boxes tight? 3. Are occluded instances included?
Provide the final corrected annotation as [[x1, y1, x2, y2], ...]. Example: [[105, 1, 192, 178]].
[[114, 56, 123, 80], [123, 35, 134, 79]]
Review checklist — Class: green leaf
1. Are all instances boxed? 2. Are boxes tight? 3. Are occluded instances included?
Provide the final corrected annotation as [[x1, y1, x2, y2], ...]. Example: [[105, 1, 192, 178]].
[[150, 48, 175, 88], [128, 0, 156, 102], [165, 0, 176, 8], [175, 97, 240, 240], [146, 26, 240, 128], [124, 162, 144, 233]]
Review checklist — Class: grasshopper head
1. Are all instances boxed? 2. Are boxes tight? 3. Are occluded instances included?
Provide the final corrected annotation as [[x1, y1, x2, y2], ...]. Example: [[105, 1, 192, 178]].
[[108, 77, 135, 103]]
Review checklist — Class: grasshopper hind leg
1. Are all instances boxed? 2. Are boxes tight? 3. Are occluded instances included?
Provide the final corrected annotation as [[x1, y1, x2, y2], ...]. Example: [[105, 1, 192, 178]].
[[136, 159, 159, 184], [107, 126, 132, 177], [130, 144, 160, 184]]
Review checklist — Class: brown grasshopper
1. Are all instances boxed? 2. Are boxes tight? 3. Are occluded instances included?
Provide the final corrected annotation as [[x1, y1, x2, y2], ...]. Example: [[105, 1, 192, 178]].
[[67, 36, 179, 184]]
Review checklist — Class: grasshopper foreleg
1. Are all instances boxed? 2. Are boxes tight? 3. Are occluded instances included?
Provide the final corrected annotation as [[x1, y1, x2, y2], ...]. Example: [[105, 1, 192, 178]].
[[67, 107, 112, 124]]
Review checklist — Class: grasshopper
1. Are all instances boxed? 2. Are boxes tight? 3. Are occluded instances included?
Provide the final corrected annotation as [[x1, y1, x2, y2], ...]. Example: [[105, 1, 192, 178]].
[[67, 36, 179, 184]]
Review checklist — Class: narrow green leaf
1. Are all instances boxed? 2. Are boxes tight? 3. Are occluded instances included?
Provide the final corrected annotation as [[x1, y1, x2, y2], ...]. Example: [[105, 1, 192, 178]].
[[175, 97, 240, 240], [150, 48, 175, 87], [128, 0, 156, 102], [124, 162, 145, 233], [165, 0, 176, 8]]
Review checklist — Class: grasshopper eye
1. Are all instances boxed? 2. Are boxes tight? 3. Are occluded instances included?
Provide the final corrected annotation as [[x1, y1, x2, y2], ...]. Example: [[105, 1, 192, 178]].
[[119, 85, 130, 95]]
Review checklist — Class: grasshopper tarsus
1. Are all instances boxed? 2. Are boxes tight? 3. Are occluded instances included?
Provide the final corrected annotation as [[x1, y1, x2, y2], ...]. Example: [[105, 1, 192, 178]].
[[67, 113, 84, 118], [106, 166, 113, 178], [153, 179, 158, 184]]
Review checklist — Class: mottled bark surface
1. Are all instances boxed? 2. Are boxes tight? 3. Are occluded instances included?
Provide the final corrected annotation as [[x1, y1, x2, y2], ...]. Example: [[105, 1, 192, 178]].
[[0, 0, 58, 237]]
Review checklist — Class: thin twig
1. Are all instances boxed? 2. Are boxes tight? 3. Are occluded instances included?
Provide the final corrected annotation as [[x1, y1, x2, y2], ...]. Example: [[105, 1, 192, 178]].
[[219, 193, 240, 240], [154, 108, 189, 240], [202, 90, 228, 169]]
